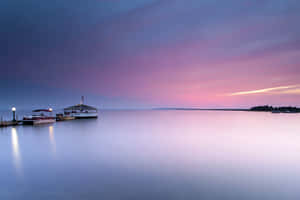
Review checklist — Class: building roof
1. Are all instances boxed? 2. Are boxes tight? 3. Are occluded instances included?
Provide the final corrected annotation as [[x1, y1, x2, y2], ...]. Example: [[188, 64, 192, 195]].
[[64, 104, 97, 111]]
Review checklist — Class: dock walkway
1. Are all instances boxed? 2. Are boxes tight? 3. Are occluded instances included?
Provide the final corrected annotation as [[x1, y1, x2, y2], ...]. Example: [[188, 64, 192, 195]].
[[0, 121, 19, 127]]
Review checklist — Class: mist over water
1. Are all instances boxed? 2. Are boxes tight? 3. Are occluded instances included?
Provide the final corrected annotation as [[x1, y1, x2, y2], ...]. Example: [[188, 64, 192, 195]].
[[1, 110, 300, 200]]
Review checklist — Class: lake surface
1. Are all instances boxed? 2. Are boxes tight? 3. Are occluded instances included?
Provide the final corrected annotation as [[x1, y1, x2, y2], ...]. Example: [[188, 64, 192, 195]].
[[1, 110, 300, 200]]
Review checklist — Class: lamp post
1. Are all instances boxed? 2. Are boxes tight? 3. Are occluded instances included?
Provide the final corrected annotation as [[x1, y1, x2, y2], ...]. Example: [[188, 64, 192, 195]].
[[49, 108, 53, 116], [12, 107, 16, 122]]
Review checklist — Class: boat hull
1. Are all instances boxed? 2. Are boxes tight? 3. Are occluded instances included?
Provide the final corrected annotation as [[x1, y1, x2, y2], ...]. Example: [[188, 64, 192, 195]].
[[23, 119, 56, 125], [72, 113, 98, 119]]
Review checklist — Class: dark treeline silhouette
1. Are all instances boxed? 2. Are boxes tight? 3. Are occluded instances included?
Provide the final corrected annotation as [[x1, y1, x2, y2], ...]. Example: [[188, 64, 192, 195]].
[[250, 105, 300, 113], [153, 106, 300, 113]]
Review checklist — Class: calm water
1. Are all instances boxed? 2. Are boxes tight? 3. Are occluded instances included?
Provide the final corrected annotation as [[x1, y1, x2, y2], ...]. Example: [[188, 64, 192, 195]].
[[1, 110, 300, 200]]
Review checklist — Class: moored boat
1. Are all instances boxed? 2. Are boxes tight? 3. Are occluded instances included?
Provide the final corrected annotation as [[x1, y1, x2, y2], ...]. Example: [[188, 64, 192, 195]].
[[64, 96, 98, 119], [23, 109, 56, 125]]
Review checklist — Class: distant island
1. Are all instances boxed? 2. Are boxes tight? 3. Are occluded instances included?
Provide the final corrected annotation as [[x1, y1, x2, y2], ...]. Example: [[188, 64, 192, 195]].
[[154, 106, 300, 113], [154, 108, 249, 111], [250, 105, 300, 113]]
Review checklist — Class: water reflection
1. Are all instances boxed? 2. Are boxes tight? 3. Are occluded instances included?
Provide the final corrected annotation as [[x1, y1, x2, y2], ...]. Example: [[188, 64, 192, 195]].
[[49, 125, 57, 156], [1, 111, 300, 199], [11, 127, 22, 176]]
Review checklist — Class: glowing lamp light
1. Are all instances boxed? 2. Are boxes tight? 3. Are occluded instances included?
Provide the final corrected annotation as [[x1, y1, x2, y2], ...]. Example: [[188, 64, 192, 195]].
[[12, 107, 16, 112], [49, 108, 53, 112]]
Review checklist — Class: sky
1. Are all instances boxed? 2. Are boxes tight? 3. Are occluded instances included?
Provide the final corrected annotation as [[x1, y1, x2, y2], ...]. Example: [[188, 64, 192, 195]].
[[0, 0, 300, 109]]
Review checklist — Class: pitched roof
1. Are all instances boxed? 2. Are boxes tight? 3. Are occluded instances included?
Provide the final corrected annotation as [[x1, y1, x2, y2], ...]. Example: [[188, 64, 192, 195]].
[[64, 104, 97, 111]]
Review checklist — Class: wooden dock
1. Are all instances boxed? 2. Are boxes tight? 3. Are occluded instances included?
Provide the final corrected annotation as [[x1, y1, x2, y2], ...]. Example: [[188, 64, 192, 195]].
[[0, 121, 19, 127]]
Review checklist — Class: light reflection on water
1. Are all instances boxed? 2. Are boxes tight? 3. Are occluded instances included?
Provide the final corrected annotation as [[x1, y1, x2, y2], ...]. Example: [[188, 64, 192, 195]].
[[0, 110, 300, 200], [48, 125, 56, 156], [11, 127, 22, 177]]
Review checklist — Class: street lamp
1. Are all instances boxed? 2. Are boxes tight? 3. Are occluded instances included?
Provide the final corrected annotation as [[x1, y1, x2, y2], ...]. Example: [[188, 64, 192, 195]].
[[12, 107, 16, 122]]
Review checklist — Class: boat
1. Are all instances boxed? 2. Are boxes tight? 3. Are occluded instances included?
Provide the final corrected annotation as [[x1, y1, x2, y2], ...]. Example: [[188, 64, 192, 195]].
[[64, 96, 98, 119], [23, 109, 56, 125]]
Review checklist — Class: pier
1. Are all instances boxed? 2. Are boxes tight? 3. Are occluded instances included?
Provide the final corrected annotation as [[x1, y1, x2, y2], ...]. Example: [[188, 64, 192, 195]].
[[1, 97, 98, 128], [0, 107, 20, 127], [0, 120, 19, 127]]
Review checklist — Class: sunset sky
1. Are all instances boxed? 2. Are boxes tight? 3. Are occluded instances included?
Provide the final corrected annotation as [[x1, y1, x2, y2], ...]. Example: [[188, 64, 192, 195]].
[[1, 0, 300, 109]]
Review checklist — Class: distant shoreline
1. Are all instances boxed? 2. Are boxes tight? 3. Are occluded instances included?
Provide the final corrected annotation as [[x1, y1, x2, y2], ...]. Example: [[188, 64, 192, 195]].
[[153, 108, 250, 111], [153, 106, 300, 113]]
